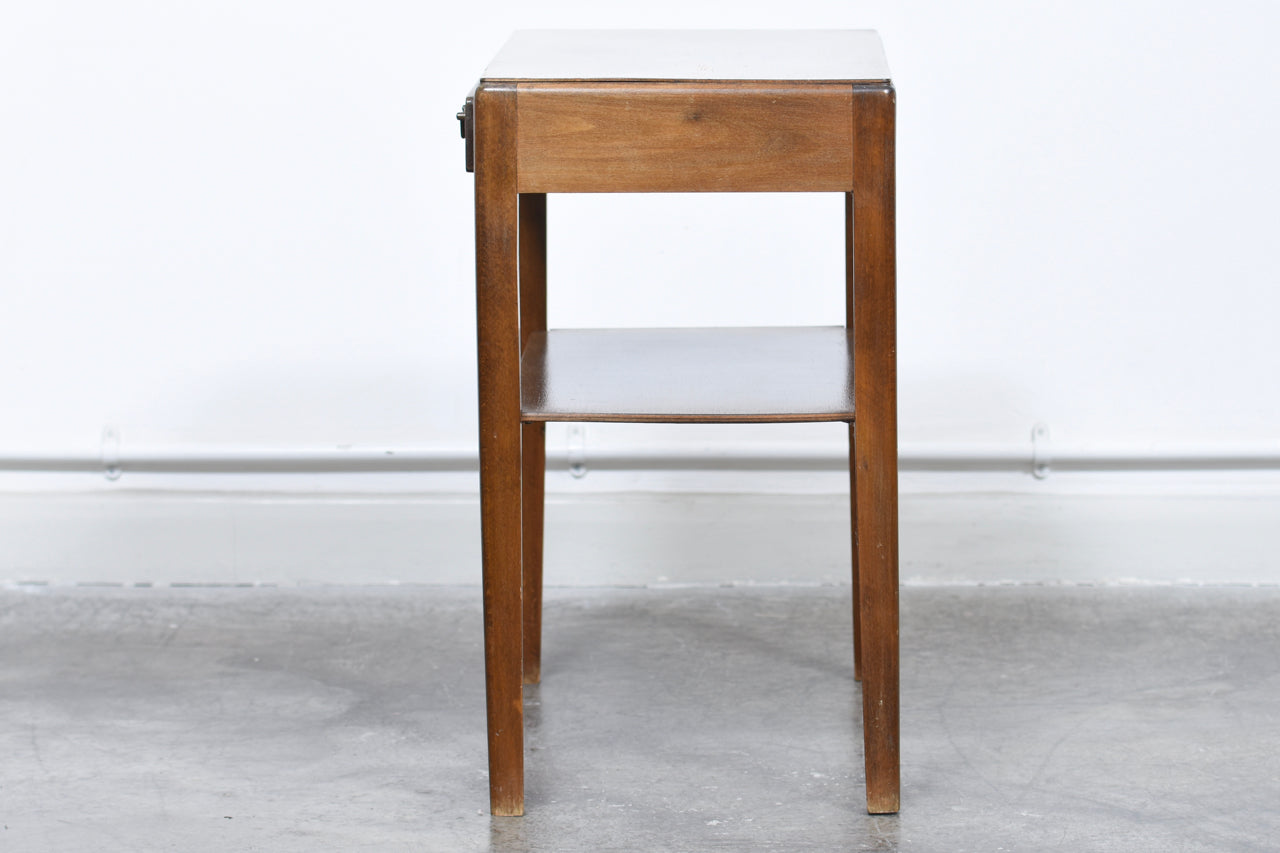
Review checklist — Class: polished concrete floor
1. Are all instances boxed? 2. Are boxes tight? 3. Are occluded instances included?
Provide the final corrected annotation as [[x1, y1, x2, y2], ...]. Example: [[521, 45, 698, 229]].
[[1, 584, 1277, 852]]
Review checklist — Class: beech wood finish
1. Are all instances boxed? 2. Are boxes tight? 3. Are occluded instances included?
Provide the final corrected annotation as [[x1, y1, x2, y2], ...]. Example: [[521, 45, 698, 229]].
[[469, 30, 898, 818]]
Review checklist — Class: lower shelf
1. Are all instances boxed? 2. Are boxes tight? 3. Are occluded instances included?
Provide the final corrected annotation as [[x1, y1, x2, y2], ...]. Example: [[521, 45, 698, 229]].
[[520, 326, 855, 424]]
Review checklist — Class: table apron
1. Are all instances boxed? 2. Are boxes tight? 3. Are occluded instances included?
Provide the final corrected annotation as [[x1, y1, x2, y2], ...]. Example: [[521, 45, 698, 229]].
[[512, 82, 855, 193]]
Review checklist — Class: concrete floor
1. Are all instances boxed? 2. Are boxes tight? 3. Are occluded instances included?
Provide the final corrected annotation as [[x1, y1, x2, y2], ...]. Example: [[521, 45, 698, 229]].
[[1, 585, 1278, 852]]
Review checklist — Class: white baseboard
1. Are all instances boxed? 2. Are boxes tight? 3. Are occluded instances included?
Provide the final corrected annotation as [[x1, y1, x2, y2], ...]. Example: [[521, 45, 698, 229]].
[[3, 474, 1278, 586]]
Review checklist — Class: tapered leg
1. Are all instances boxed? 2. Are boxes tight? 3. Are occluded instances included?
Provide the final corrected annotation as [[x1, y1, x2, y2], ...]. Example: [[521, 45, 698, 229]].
[[474, 82, 524, 817], [520, 422, 545, 683], [845, 193, 863, 684], [519, 194, 548, 684], [851, 86, 899, 815], [848, 424, 862, 681]]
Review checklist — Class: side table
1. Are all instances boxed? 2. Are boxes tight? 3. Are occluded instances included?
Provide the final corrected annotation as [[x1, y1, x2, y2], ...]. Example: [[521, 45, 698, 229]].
[[461, 29, 899, 816]]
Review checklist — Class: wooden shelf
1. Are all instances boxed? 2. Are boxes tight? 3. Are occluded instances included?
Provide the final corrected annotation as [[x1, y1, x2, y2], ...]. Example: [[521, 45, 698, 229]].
[[520, 326, 855, 424]]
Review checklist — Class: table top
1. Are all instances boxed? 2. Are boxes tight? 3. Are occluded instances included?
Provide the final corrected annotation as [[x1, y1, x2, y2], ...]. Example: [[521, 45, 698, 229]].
[[482, 30, 889, 83]]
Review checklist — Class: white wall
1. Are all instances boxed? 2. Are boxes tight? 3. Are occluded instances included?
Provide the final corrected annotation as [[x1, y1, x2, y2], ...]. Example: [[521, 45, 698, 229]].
[[2, 2, 1279, 584]]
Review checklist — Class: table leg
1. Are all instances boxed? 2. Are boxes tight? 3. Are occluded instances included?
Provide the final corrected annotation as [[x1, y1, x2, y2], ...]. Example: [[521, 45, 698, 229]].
[[475, 82, 524, 817], [852, 85, 900, 815], [519, 193, 547, 685], [846, 193, 863, 684]]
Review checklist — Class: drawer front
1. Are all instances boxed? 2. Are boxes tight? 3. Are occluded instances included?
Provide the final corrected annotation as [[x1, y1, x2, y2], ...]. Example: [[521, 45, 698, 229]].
[[514, 82, 854, 193]]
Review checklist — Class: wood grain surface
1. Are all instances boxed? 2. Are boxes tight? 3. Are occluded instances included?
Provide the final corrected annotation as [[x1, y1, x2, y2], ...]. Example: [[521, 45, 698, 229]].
[[518, 193, 547, 687], [846, 192, 863, 685], [473, 81, 524, 817], [520, 326, 856, 423], [516, 83, 854, 193], [851, 84, 900, 815], [469, 38, 898, 817]]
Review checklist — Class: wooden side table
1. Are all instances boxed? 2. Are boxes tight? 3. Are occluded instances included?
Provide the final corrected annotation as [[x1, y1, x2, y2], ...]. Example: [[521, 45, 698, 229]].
[[462, 29, 899, 816]]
